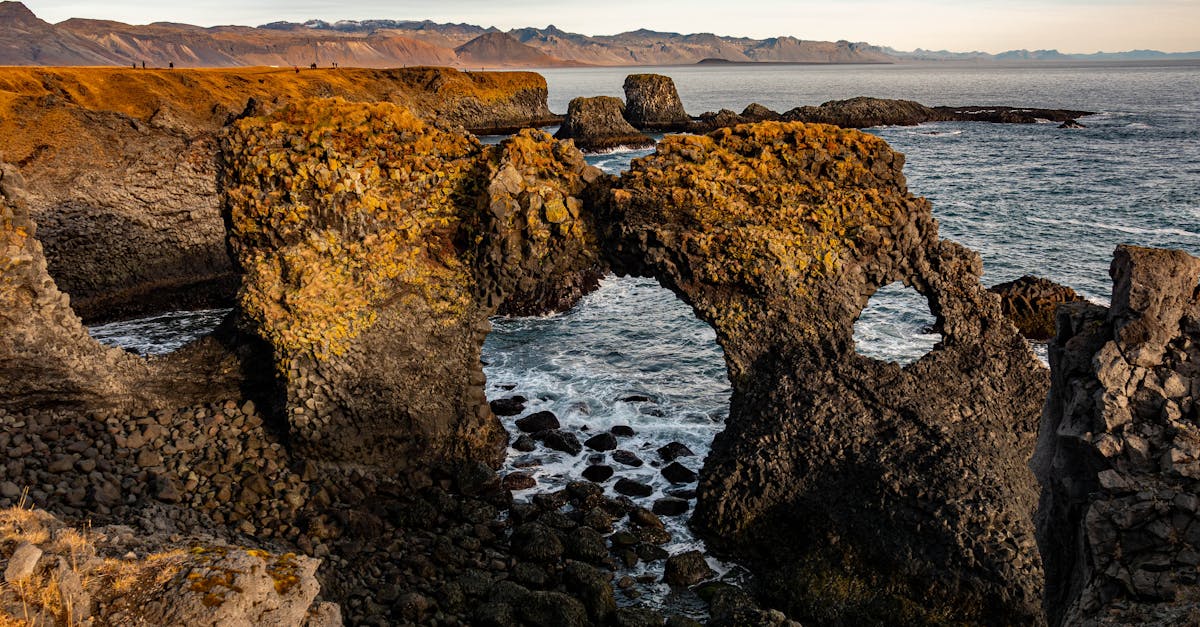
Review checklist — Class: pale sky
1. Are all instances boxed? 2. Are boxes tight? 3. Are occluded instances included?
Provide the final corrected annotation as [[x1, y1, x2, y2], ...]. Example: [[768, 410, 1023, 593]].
[[21, 0, 1200, 54]]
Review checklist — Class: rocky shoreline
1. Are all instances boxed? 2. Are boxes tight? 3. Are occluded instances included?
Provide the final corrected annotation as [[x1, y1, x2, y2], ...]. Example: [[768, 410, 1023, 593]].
[[2, 66, 1196, 627]]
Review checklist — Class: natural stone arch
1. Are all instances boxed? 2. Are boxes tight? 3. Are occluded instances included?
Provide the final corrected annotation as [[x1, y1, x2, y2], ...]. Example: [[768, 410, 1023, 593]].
[[598, 121, 1049, 624]]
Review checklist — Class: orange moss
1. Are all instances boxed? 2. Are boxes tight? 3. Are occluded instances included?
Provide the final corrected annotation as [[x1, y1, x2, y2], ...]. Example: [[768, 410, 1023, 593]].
[[225, 98, 483, 361]]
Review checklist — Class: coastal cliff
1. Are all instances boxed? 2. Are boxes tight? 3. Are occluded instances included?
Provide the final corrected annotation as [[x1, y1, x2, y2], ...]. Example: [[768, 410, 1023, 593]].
[[0, 66, 558, 322], [1034, 246, 1200, 626]]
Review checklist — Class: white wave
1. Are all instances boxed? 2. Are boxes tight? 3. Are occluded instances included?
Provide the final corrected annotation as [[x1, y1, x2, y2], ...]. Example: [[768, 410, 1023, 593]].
[[1026, 216, 1199, 239]]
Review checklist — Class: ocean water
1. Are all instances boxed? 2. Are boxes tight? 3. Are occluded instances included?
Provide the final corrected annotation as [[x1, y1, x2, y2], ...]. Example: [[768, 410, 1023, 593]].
[[87, 63, 1199, 613]]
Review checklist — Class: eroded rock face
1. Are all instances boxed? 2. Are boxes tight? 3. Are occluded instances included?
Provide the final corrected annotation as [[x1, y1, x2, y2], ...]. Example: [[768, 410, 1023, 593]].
[[1034, 246, 1200, 626], [224, 98, 602, 474], [600, 122, 1048, 624], [554, 96, 655, 152], [622, 74, 691, 131], [990, 275, 1086, 341]]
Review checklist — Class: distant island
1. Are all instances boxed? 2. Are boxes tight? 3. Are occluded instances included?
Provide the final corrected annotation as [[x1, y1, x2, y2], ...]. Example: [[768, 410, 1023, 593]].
[[0, 1, 1196, 68]]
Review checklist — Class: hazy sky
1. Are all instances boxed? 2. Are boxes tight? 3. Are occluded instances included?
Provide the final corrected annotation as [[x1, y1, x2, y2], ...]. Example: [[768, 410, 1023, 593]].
[[22, 0, 1200, 53]]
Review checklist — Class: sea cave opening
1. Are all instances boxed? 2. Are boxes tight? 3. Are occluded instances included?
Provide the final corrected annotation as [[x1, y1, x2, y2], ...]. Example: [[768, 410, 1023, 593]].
[[852, 281, 942, 365], [482, 274, 738, 609]]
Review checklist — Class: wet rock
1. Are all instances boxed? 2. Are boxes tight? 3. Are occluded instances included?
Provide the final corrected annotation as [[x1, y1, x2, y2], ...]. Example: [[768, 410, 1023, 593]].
[[564, 561, 617, 622], [656, 442, 694, 462], [623, 74, 691, 131], [614, 478, 653, 498], [510, 523, 564, 562], [541, 430, 583, 456], [518, 411, 560, 433], [989, 275, 1085, 341], [1058, 119, 1086, 129], [665, 488, 697, 500], [652, 497, 690, 516], [1034, 246, 1200, 626], [621, 395, 652, 403], [565, 527, 609, 563], [663, 551, 715, 586], [610, 425, 635, 437], [502, 472, 536, 491], [490, 396, 527, 416], [517, 591, 589, 627], [611, 450, 644, 467], [582, 464, 615, 483], [636, 544, 670, 562], [584, 432, 618, 451], [661, 462, 697, 484], [512, 435, 537, 452], [628, 507, 665, 530], [554, 96, 654, 153], [615, 606, 667, 627]]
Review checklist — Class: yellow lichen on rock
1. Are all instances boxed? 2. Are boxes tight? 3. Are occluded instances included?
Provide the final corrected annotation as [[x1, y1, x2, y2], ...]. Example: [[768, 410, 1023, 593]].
[[225, 98, 484, 362]]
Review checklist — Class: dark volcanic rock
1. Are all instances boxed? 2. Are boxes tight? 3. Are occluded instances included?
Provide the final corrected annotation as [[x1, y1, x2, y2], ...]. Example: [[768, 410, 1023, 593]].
[[584, 432, 618, 451], [622, 73, 691, 131], [989, 275, 1085, 341], [652, 497, 690, 516], [661, 462, 697, 484], [502, 472, 536, 491], [657, 442, 695, 463], [554, 96, 655, 152], [511, 523, 565, 562], [517, 591, 588, 627], [783, 96, 938, 128], [934, 105, 1093, 124], [610, 425, 635, 437], [663, 551, 715, 586], [611, 450, 644, 467], [614, 478, 653, 498], [582, 465, 614, 483], [1034, 245, 1200, 627], [541, 430, 583, 456], [740, 103, 781, 122], [517, 411, 560, 433], [512, 435, 537, 452], [490, 396, 527, 416], [600, 122, 1048, 624]]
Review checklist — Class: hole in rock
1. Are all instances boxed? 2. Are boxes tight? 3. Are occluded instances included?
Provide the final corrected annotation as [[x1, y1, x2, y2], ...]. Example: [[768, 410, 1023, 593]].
[[483, 274, 739, 611], [852, 282, 942, 365], [88, 308, 232, 356]]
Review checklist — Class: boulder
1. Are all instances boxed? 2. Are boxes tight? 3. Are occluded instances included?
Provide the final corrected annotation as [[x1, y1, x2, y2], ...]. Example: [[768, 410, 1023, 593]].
[[517, 411, 561, 433], [783, 97, 938, 128], [989, 275, 1085, 340], [622, 74, 691, 131], [600, 121, 1047, 624], [1033, 246, 1200, 626], [224, 99, 603, 475], [554, 96, 655, 153], [663, 551, 715, 586]]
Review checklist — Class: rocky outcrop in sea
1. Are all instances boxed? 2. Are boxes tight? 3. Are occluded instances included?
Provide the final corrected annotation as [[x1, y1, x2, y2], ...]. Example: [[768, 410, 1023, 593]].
[[622, 74, 692, 132], [990, 275, 1086, 340], [554, 96, 656, 152], [1034, 246, 1200, 626]]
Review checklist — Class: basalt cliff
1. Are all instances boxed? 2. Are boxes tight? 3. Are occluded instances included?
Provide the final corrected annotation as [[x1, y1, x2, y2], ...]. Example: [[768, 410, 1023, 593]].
[[2, 87, 1195, 625]]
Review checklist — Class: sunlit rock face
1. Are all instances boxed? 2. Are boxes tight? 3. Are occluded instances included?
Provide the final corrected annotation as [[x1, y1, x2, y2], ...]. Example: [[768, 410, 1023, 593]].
[[599, 121, 1049, 625], [223, 98, 602, 476], [1034, 245, 1200, 627]]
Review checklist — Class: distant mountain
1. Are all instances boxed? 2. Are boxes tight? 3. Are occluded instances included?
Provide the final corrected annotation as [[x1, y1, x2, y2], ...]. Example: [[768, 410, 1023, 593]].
[[0, 1, 1195, 69]]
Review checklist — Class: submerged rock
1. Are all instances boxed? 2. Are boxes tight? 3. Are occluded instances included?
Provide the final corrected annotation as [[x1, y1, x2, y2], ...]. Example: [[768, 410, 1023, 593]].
[[554, 96, 655, 152], [989, 275, 1085, 340], [1034, 245, 1200, 626], [622, 74, 692, 131], [601, 121, 1048, 624]]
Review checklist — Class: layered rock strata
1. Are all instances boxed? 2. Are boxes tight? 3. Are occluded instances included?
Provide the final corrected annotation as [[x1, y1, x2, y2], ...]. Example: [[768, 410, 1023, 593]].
[[599, 122, 1049, 624], [554, 96, 655, 152], [622, 73, 691, 131], [223, 98, 602, 473], [1034, 246, 1200, 626], [991, 275, 1086, 341], [0, 66, 559, 321]]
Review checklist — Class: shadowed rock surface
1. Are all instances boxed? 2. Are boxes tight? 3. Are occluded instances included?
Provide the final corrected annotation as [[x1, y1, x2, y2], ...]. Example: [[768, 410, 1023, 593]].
[[599, 122, 1049, 624], [990, 275, 1086, 340], [0, 66, 559, 322], [223, 98, 601, 474], [554, 96, 655, 152], [1034, 246, 1200, 626], [622, 74, 691, 131]]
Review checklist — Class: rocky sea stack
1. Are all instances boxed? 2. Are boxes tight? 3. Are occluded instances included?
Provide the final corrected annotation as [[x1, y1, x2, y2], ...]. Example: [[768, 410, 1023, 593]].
[[990, 275, 1086, 340], [554, 96, 655, 152], [622, 73, 692, 131]]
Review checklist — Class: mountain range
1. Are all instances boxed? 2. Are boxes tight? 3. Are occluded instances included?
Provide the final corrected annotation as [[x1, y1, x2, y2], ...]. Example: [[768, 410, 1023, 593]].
[[1, 2, 1196, 68]]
